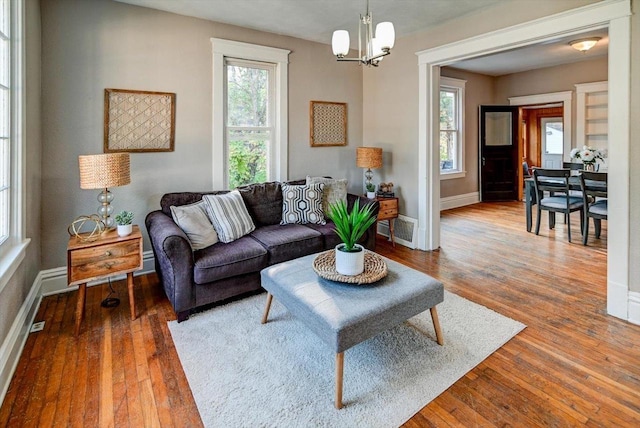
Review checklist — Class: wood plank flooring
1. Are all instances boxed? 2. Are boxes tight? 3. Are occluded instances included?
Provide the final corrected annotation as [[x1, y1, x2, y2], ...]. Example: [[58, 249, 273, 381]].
[[2, 202, 639, 427]]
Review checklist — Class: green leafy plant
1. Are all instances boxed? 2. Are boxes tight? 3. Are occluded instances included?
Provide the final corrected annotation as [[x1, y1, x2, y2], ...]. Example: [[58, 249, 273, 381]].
[[365, 182, 375, 193], [326, 199, 377, 252], [114, 210, 134, 226]]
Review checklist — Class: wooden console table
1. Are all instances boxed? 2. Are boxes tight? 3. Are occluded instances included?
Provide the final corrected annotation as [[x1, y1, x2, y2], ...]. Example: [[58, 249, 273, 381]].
[[376, 196, 399, 247], [67, 225, 143, 335]]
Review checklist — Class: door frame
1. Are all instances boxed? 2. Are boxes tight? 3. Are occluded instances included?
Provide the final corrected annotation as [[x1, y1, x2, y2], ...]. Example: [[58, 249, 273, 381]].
[[416, 0, 631, 321]]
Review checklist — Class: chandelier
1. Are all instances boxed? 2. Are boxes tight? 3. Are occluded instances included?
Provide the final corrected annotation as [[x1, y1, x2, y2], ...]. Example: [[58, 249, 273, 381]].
[[331, 0, 395, 67]]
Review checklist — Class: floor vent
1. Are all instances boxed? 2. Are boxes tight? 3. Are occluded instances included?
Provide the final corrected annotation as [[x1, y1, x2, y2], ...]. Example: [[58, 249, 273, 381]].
[[377, 215, 418, 249]]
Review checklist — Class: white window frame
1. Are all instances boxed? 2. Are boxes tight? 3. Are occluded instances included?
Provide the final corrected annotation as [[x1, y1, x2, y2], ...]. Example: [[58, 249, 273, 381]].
[[224, 58, 275, 188], [439, 76, 466, 180], [211, 38, 290, 189], [0, 0, 30, 296]]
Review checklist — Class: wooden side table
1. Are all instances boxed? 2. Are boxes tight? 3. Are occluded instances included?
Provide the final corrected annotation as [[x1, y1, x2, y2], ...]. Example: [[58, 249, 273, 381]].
[[376, 196, 399, 247], [67, 225, 143, 335]]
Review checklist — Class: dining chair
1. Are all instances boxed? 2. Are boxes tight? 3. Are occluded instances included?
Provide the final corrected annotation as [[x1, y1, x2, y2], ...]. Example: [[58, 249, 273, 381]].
[[532, 168, 584, 243], [579, 171, 608, 246]]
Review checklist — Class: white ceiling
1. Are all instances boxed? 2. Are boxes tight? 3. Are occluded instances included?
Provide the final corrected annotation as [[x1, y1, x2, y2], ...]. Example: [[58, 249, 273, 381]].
[[114, 0, 608, 76]]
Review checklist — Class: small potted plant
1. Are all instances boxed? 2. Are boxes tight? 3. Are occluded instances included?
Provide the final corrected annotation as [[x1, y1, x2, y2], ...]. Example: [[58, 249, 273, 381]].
[[114, 210, 134, 237], [326, 199, 377, 276], [366, 182, 376, 199]]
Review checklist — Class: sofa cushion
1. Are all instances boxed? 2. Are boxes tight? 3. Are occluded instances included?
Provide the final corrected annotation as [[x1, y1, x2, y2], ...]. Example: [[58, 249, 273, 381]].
[[250, 224, 323, 265], [280, 183, 326, 225], [193, 236, 268, 284], [160, 191, 228, 216], [303, 221, 342, 249], [203, 190, 256, 243], [306, 176, 348, 215], [237, 181, 283, 226], [170, 201, 219, 250]]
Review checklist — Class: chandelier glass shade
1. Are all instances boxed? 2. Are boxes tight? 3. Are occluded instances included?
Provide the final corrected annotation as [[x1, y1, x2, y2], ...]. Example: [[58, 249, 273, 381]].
[[331, 0, 395, 67]]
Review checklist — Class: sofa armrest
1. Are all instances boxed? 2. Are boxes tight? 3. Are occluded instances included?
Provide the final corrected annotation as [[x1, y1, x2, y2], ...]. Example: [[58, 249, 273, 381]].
[[145, 210, 196, 313], [347, 193, 380, 251]]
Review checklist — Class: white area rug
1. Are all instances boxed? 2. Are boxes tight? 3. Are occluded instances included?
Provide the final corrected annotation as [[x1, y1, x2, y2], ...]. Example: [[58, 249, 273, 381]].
[[168, 291, 525, 427]]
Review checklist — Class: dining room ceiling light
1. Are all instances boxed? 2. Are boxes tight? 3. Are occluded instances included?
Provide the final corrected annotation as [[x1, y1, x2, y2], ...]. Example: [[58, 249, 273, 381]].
[[331, 0, 395, 67], [569, 37, 601, 53]]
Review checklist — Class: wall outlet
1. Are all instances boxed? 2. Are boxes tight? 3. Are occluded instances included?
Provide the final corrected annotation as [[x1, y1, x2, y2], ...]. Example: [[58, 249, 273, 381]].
[[30, 321, 45, 332]]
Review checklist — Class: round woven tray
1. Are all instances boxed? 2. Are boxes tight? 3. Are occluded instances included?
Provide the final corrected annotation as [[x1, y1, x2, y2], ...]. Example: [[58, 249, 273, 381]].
[[312, 249, 388, 284]]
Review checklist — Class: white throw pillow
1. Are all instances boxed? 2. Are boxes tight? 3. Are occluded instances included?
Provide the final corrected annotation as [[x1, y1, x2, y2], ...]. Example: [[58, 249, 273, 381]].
[[280, 183, 326, 225], [203, 190, 256, 243], [306, 176, 348, 215], [170, 201, 219, 250]]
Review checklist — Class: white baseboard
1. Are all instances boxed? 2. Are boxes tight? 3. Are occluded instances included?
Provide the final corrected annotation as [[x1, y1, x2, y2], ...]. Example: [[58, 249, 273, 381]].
[[607, 279, 629, 320], [0, 272, 43, 406], [628, 291, 640, 326], [440, 192, 480, 211]]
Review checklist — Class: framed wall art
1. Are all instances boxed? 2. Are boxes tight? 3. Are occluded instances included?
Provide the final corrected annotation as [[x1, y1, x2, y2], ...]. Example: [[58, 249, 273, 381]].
[[310, 101, 347, 147], [104, 88, 176, 153]]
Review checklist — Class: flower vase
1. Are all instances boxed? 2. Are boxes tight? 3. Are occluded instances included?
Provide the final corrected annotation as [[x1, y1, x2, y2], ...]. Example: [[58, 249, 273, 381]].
[[117, 224, 132, 237], [584, 163, 595, 172]]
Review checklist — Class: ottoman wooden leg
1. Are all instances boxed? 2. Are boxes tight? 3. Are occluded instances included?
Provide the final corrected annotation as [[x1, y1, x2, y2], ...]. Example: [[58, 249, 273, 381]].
[[261, 293, 273, 324], [335, 352, 344, 409], [430, 306, 444, 345]]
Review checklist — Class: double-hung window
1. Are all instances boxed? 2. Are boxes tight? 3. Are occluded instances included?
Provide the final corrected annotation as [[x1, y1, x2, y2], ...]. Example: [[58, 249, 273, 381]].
[[439, 77, 466, 179], [225, 59, 274, 189], [0, 0, 29, 294], [211, 38, 290, 190]]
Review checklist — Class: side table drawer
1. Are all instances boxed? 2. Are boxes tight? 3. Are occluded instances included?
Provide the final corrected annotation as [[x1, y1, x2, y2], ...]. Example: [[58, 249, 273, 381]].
[[378, 199, 397, 211], [378, 208, 398, 220], [69, 240, 141, 284]]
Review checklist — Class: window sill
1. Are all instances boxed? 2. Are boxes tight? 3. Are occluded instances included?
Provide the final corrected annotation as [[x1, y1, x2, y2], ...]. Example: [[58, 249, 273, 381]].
[[0, 239, 31, 296], [440, 171, 466, 180]]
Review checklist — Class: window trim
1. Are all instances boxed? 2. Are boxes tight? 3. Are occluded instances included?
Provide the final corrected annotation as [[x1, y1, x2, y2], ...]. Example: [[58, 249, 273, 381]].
[[0, 0, 30, 296], [439, 76, 466, 180], [211, 38, 290, 189]]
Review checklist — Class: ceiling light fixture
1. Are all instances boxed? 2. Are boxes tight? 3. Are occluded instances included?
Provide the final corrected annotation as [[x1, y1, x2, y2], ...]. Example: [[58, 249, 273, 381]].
[[331, 0, 395, 67], [569, 37, 601, 52]]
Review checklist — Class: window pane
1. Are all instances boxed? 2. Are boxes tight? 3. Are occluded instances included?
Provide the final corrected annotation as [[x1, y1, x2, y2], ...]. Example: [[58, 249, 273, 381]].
[[0, 0, 8, 37], [440, 90, 456, 130], [485, 112, 512, 146], [226, 65, 268, 127], [227, 129, 269, 188], [545, 121, 563, 154], [0, 88, 7, 138], [0, 137, 7, 187], [440, 131, 456, 171], [0, 187, 7, 242], [0, 38, 8, 88]]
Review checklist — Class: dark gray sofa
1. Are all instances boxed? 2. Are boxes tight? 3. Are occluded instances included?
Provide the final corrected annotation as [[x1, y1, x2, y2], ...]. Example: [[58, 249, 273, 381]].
[[145, 180, 379, 321]]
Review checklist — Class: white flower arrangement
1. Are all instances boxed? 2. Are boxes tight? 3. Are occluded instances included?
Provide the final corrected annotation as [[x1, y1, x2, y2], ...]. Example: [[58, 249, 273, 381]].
[[569, 146, 607, 164]]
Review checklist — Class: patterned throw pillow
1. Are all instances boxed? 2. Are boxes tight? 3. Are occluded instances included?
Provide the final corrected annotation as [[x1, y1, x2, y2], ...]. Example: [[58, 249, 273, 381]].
[[170, 201, 219, 250], [280, 183, 326, 225], [306, 176, 348, 215], [203, 190, 256, 243]]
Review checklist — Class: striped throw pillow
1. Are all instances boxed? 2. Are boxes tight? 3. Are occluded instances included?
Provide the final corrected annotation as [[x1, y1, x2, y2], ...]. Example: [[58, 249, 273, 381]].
[[280, 183, 326, 225], [203, 190, 256, 243]]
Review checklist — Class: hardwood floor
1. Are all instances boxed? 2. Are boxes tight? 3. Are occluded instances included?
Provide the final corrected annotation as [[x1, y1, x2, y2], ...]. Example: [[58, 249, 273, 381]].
[[2, 202, 638, 427]]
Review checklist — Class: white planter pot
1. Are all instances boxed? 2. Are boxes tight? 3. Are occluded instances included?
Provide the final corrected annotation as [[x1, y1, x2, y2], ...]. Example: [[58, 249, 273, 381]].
[[117, 224, 133, 237], [366, 191, 376, 199], [335, 244, 365, 276]]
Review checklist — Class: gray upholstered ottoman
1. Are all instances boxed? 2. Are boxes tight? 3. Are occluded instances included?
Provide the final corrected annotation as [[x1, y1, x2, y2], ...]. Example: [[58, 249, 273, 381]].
[[260, 252, 444, 409]]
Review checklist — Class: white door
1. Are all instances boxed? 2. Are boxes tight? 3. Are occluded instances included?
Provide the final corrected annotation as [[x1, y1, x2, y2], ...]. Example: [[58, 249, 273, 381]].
[[541, 117, 563, 169]]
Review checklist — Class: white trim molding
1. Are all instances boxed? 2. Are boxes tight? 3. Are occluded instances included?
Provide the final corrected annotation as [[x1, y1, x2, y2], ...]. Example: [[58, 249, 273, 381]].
[[415, 0, 631, 322], [508, 91, 573, 161], [440, 192, 480, 211], [628, 292, 640, 326], [210, 38, 290, 189]]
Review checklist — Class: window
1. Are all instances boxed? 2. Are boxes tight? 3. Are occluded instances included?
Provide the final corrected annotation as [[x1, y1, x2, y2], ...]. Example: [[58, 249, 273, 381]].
[[211, 39, 290, 189], [0, 0, 11, 245], [0, 0, 29, 295], [439, 77, 466, 179], [225, 59, 274, 188]]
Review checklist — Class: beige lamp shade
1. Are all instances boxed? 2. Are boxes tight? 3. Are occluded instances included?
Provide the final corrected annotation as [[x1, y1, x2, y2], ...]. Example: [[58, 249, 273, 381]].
[[356, 147, 383, 169], [79, 153, 131, 189]]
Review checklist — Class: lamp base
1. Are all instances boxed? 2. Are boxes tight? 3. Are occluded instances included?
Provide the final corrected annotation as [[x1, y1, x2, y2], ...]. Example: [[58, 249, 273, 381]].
[[97, 188, 115, 228]]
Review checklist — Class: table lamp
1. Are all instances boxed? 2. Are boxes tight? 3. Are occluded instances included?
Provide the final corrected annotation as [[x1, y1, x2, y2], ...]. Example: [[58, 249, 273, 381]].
[[78, 153, 131, 229], [356, 147, 383, 192]]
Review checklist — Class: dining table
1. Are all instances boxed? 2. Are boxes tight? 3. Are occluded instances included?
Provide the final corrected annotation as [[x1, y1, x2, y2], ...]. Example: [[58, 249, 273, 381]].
[[524, 174, 607, 232]]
